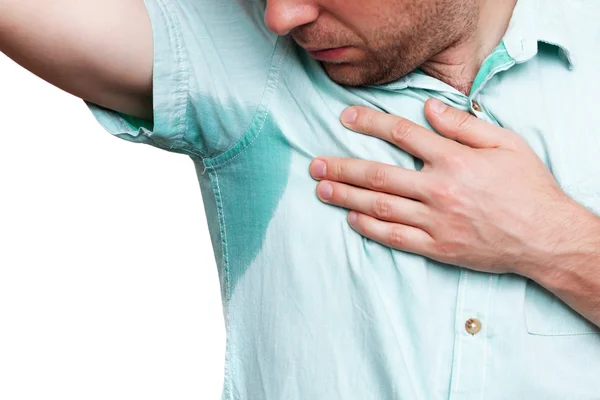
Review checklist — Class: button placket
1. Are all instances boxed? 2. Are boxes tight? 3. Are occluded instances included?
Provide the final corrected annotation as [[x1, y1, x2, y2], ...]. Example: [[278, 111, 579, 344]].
[[468, 98, 496, 124], [449, 271, 497, 399]]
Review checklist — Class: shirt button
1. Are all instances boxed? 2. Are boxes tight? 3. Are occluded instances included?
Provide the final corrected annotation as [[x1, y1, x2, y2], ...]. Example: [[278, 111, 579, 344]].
[[465, 318, 482, 335], [471, 100, 482, 112]]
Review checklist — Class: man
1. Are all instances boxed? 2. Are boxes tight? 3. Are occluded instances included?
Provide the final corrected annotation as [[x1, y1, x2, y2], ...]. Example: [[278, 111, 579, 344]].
[[2, 0, 600, 398]]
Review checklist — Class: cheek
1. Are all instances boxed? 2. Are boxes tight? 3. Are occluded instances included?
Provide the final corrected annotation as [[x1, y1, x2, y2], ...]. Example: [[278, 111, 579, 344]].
[[323, 0, 382, 36]]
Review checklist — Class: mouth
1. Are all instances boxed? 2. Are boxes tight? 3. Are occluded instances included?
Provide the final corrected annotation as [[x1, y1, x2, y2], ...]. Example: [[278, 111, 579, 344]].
[[304, 46, 353, 62]]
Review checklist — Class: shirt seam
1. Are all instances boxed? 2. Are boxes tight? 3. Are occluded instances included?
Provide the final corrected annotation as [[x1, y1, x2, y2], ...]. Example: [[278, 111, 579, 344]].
[[208, 167, 234, 399], [152, 0, 203, 158], [200, 37, 292, 171]]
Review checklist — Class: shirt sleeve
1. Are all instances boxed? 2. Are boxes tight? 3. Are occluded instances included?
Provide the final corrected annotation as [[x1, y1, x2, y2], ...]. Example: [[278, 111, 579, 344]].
[[83, 0, 278, 160]]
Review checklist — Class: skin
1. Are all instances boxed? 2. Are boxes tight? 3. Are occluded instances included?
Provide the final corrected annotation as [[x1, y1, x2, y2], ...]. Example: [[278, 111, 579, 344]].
[[265, 0, 516, 93], [4, 0, 597, 326], [262, 0, 600, 326], [1, 0, 154, 120], [308, 102, 600, 327]]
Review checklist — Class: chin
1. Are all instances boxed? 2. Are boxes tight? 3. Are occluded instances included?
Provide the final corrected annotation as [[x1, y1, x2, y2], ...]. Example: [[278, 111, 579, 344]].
[[321, 62, 403, 87], [321, 63, 378, 86]]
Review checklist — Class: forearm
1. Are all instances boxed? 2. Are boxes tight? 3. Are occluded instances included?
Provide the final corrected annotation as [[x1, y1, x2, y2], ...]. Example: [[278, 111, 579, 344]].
[[524, 201, 600, 327]]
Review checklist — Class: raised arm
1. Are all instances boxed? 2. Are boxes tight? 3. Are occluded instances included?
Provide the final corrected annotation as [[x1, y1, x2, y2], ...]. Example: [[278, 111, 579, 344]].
[[0, 0, 154, 120]]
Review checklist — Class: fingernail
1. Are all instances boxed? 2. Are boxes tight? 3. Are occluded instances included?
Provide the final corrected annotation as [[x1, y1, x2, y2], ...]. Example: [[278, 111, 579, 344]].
[[429, 98, 448, 114], [311, 159, 327, 179], [318, 182, 333, 200], [341, 107, 358, 124], [348, 211, 357, 225]]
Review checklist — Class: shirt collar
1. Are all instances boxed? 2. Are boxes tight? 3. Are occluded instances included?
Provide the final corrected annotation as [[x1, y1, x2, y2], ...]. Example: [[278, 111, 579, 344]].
[[503, 0, 576, 69], [365, 0, 577, 94]]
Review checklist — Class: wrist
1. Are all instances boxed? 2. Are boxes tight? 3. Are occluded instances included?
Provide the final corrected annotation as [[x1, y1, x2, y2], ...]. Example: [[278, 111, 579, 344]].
[[523, 200, 600, 293]]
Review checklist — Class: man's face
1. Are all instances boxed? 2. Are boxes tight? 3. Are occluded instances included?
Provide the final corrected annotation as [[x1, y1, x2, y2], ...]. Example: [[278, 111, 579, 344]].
[[264, 0, 479, 86]]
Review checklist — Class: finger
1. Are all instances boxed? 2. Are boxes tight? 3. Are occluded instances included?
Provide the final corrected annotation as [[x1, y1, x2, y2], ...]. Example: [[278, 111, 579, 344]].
[[341, 106, 462, 164], [347, 211, 435, 257], [309, 157, 428, 201], [424, 98, 514, 149], [315, 180, 432, 230]]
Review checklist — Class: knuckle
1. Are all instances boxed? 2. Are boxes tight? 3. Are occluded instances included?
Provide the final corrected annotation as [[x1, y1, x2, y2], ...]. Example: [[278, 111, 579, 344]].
[[333, 162, 345, 180], [391, 119, 412, 143], [430, 183, 459, 203], [389, 227, 404, 248], [435, 240, 459, 261], [435, 231, 469, 261], [362, 110, 376, 131], [368, 167, 388, 189], [374, 196, 392, 219], [336, 185, 349, 204], [455, 112, 473, 130], [441, 153, 467, 170]]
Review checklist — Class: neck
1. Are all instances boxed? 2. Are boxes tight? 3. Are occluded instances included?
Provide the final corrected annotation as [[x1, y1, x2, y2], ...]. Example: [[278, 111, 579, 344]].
[[420, 0, 518, 95]]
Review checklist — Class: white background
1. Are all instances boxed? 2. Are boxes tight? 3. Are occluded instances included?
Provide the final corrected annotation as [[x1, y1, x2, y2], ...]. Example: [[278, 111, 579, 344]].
[[0, 53, 225, 399]]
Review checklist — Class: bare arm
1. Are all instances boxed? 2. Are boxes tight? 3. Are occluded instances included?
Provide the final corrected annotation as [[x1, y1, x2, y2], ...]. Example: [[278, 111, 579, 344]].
[[528, 209, 600, 328], [0, 0, 154, 120]]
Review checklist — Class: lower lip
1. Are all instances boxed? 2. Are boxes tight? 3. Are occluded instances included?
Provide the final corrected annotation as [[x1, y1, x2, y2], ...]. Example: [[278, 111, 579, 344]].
[[308, 47, 351, 61]]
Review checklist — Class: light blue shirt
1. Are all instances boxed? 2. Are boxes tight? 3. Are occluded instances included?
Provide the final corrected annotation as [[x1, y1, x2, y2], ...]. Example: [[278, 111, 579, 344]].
[[84, 0, 600, 398]]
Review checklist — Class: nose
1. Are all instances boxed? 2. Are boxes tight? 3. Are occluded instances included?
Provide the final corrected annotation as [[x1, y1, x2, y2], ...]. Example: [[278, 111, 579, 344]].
[[264, 0, 319, 36]]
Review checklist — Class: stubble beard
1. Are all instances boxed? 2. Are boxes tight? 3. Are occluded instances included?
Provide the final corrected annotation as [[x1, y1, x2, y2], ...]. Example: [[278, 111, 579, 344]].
[[320, 37, 430, 87], [319, 1, 479, 87]]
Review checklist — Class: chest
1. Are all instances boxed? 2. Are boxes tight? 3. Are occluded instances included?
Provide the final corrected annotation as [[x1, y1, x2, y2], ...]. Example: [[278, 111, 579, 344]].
[[479, 55, 600, 211], [271, 46, 600, 206]]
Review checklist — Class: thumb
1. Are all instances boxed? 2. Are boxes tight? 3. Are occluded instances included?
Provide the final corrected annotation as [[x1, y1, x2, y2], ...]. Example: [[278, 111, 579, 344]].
[[424, 98, 506, 149]]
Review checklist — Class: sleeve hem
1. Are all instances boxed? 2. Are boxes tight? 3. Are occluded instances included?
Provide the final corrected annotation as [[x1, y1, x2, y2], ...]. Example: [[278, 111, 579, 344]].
[[82, 0, 203, 159]]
